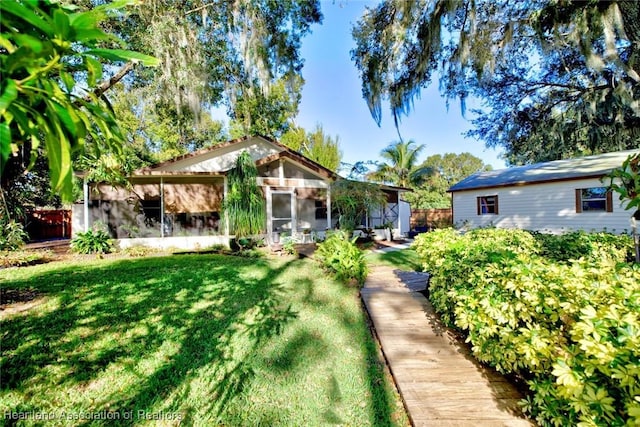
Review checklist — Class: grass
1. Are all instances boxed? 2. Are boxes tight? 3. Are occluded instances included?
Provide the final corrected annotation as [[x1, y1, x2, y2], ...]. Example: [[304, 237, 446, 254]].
[[0, 254, 408, 426], [365, 248, 423, 271]]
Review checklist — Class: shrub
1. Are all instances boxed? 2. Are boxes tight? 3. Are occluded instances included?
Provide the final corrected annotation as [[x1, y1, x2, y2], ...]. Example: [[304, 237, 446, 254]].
[[413, 228, 640, 426], [281, 237, 297, 256], [70, 228, 113, 254], [316, 231, 368, 285], [0, 219, 28, 251], [529, 230, 633, 263], [0, 250, 50, 268], [122, 245, 156, 258]]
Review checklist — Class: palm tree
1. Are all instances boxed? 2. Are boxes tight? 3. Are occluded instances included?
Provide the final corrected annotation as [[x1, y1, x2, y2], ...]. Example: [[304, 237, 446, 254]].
[[367, 140, 432, 188]]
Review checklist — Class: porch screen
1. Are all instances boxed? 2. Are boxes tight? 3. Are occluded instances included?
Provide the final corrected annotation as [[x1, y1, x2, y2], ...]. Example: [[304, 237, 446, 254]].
[[163, 181, 223, 213]]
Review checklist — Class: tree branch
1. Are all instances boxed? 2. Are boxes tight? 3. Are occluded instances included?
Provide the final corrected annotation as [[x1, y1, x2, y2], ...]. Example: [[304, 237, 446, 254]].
[[84, 61, 135, 102]]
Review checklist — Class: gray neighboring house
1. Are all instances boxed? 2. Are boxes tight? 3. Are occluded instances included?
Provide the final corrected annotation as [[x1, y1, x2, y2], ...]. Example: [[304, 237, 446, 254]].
[[448, 149, 640, 234]]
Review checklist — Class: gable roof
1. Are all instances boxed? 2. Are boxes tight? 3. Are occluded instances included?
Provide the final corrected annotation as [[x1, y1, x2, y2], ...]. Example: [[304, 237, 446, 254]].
[[134, 135, 339, 180], [449, 149, 640, 192]]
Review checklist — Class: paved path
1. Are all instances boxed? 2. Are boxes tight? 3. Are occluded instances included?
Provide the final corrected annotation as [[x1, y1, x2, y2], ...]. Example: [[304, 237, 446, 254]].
[[362, 266, 534, 427]]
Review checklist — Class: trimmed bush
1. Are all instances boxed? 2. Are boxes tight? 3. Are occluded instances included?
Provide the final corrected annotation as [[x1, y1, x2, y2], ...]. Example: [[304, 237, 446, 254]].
[[529, 230, 634, 263], [413, 228, 640, 426], [316, 231, 368, 285]]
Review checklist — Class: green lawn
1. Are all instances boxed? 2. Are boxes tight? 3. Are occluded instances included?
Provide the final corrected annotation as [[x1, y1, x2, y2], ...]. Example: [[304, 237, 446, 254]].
[[1, 254, 408, 426], [365, 248, 423, 272]]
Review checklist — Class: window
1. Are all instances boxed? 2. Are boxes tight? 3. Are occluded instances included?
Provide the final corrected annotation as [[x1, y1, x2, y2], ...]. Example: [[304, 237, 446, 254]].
[[315, 200, 327, 219], [477, 195, 498, 215], [575, 187, 612, 212]]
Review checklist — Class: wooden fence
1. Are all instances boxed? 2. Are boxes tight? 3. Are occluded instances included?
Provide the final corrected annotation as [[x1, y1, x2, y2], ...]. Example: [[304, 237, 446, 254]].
[[25, 209, 71, 241], [410, 208, 452, 229]]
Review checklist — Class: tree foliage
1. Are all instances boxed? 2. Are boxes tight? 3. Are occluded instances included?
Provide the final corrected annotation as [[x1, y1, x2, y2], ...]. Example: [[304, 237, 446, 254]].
[[0, 0, 158, 203], [330, 179, 387, 232], [366, 140, 431, 187], [280, 124, 342, 172], [404, 152, 492, 208], [608, 152, 640, 212], [352, 0, 640, 164], [103, 0, 321, 124], [229, 76, 303, 140]]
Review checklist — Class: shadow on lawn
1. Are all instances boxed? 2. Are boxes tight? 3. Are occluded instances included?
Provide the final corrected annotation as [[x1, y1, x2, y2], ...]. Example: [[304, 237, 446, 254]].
[[1, 254, 403, 426], [0, 255, 297, 425], [371, 249, 423, 272]]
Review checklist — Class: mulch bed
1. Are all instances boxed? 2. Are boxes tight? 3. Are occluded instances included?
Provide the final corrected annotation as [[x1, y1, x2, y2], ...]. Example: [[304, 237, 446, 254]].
[[0, 288, 42, 308]]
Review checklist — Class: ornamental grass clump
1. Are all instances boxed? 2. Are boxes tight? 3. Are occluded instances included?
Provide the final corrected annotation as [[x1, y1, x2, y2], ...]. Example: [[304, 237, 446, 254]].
[[413, 227, 640, 426]]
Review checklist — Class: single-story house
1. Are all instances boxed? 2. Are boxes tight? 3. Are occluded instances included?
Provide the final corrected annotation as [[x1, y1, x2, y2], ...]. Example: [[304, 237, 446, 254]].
[[448, 149, 640, 234], [72, 135, 410, 249]]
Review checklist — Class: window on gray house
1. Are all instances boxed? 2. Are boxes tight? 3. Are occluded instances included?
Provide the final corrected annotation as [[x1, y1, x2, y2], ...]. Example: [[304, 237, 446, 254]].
[[575, 187, 613, 212], [477, 195, 499, 215]]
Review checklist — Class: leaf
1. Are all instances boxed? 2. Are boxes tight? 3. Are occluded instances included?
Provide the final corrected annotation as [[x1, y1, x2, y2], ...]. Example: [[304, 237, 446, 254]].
[[73, 28, 114, 43], [59, 71, 75, 93], [0, 1, 53, 36], [0, 122, 11, 166], [85, 48, 159, 67], [0, 80, 18, 115], [13, 34, 45, 53], [53, 9, 70, 39], [84, 56, 103, 87]]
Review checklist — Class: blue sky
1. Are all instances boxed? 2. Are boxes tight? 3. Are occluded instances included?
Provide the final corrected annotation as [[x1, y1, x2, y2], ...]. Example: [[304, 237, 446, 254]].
[[294, 1, 506, 171]]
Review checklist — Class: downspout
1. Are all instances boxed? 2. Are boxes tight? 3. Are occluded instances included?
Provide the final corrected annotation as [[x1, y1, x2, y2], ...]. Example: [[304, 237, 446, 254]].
[[83, 177, 89, 232]]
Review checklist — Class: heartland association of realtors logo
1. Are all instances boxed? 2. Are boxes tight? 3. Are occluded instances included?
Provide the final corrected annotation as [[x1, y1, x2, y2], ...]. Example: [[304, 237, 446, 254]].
[[3, 410, 183, 421]]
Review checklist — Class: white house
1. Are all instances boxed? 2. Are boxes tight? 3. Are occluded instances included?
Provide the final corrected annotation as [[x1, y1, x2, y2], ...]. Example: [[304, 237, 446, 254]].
[[73, 135, 411, 249], [448, 149, 640, 234]]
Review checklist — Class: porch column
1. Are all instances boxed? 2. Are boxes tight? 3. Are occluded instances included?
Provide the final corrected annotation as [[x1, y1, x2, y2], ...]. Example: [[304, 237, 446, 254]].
[[223, 176, 229, 236], [265, 186, 272, 243], [291, 191, 297, 235], [326, 186, 332, 231], [397, 192, 402, 237], [160, 177, 165, 238], [83, 178, 89, 232]]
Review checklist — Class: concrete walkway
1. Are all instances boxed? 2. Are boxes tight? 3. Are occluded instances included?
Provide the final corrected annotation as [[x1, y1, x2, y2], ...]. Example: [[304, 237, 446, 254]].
[[362, 265, 534, 426]]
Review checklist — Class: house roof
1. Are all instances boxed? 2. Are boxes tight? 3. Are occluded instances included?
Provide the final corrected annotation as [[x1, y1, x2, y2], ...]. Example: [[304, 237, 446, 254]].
[[449, 149, 640, 192], [134, 135, 339, 180]]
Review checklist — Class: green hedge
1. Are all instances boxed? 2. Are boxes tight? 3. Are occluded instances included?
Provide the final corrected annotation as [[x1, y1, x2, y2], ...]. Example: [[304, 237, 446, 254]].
[[413, 228, 640, 426]]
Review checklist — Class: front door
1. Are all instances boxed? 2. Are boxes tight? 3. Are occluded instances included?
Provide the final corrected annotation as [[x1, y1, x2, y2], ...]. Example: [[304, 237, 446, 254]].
[[272, 192, 295, 235]]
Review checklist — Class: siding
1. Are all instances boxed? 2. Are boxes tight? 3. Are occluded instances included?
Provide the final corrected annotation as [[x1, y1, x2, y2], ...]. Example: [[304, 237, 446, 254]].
[[453, 178, 632, 234]]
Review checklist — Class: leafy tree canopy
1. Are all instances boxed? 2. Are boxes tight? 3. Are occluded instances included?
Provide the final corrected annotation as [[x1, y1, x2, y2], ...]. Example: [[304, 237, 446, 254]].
[[352, 0, 640, 164], [404, 152, 492, 209], [0, 0, 158, 203], [96, 0, 322, 125], [229, 77, 303, 140], [280, 124, 343, 172]]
